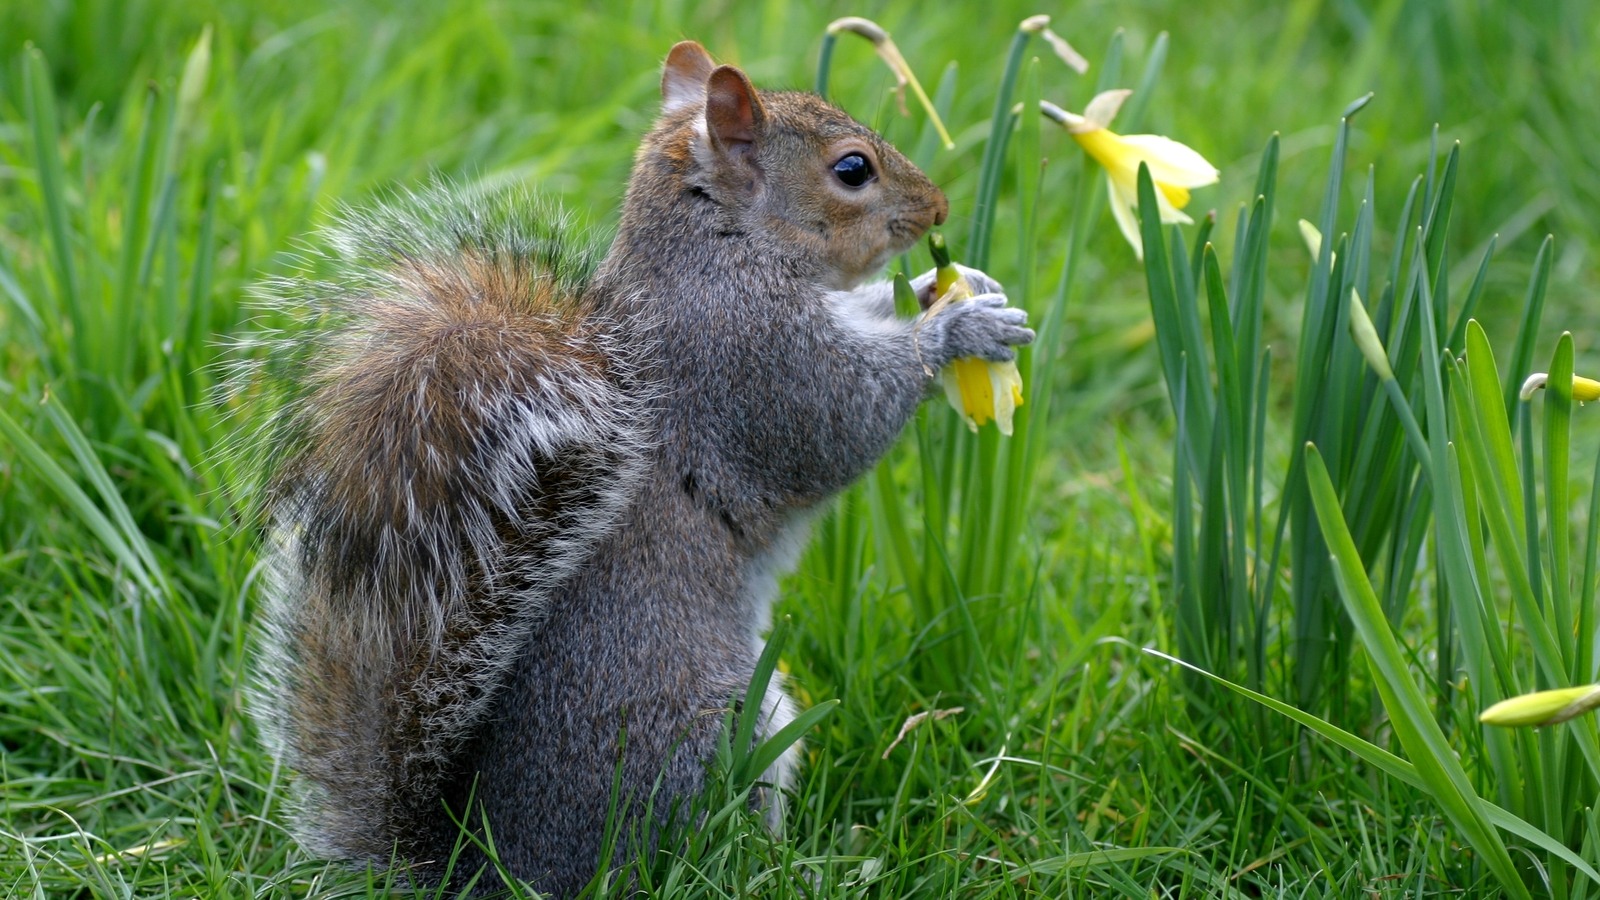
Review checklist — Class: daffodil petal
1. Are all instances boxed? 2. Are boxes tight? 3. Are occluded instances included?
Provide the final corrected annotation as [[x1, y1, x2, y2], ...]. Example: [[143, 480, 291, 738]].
[[1080, 131, 1203, 226], [941, 369, 977, 431], [952, 357, 994, 428], [1298, 219, 1323, 261], [1070, 128, 1125, 174], [990, 360, 1023, 436], [1158, 182, 1191, 210], [1113, 134, 1220, 187], [1150, 185, 1195, 225], [1106, 171, 1144, 259]]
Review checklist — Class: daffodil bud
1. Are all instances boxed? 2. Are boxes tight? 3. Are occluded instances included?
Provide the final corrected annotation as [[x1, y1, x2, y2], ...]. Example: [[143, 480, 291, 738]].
[[824, 17, 953, 149], [1347, 290, 1395, 383], [1519, 372, 1600, 403], [1480, 684, 1600, 727], [927, 231, 961, 298], [1297, 219, 1334, 266]]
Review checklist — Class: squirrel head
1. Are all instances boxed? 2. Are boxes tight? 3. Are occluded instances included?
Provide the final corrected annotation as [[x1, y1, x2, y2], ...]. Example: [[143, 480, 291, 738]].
[[645, 41, 948, 291]]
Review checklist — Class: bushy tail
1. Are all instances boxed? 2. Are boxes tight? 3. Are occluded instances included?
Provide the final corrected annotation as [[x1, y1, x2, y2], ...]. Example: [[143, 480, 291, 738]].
[[243, 184, 646, 862]]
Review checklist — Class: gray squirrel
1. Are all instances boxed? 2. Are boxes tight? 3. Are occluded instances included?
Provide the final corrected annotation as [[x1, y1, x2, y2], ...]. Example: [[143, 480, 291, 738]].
[[250, 40, 1033, 896]]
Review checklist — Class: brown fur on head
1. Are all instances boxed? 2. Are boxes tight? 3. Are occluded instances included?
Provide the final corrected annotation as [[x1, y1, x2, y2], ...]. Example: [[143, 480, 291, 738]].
[[647, 41, 949, 290]]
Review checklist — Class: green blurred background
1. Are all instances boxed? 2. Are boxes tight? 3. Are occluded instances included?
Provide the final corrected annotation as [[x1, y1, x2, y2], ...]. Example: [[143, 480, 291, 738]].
[[5, 0, 1600, 896]]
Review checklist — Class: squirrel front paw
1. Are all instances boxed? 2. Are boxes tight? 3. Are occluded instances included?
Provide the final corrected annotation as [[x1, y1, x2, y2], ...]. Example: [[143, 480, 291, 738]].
[[919, 293, 1034, 367]]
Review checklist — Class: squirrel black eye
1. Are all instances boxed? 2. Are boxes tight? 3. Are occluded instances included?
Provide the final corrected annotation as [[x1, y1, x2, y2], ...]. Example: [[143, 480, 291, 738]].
[[832, 153, 875, 188]]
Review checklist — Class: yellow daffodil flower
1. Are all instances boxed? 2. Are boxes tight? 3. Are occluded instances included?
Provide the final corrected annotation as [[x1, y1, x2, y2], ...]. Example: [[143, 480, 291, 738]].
[[1043, 91, 1219, 260], [926, 233, 1025, 435], [1520, 371, 1600, 403], [1481, 684, 1600, 727]]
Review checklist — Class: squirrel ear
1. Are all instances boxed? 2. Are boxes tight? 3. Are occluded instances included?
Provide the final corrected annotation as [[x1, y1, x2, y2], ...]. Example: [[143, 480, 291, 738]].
[[704, 65, 765, 157], [661, 41, 716, 114]]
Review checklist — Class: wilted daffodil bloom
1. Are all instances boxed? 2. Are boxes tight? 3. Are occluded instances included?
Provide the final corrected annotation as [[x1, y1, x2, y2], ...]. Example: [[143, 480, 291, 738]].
[[1481, 684, 1600, 727], [926, 233, 1024, 435], [824, 17, 953, 149], [1042, 91, 1219, 260], [1520, 371, 1600, 403]]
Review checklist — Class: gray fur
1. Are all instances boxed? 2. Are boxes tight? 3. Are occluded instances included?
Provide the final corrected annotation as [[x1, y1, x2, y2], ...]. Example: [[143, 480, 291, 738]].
[[248, 43, 1031, 898]]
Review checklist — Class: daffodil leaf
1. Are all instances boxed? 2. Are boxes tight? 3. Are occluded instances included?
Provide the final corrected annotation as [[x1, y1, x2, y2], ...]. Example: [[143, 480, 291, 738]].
[[1503, 235, 1552, 416], [892, 271, 919, 319], [731, 616, 791, 780], [1545, 333, 1576, 667], [1444, 233, 1497, 355], [1341, 92, 1374, 119], [1304, 444, 1532, 900], [1146, 648, 1600, 890]]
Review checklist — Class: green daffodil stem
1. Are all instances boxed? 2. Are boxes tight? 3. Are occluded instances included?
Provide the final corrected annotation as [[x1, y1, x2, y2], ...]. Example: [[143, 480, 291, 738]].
[[969, 16, 1048, 269], [928, 230, 954, 280], [1383, 379, 1431, 472], [816, 30, 839, 98]]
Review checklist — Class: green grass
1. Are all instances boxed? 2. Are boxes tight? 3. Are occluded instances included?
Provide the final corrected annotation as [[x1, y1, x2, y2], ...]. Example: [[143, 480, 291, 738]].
[[5, 0, 1600, 896]]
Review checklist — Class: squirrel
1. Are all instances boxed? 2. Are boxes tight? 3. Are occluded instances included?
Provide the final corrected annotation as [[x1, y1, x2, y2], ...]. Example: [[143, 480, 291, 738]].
[[248, 40, 1033, 896]]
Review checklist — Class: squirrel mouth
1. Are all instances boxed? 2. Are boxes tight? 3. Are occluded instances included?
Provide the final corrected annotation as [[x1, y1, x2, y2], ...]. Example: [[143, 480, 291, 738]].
[[889, 213, 938, 250]]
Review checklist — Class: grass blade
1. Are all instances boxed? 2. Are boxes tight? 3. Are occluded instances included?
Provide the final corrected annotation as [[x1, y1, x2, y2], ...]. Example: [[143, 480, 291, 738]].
[[1146, 648, 1600, 888]]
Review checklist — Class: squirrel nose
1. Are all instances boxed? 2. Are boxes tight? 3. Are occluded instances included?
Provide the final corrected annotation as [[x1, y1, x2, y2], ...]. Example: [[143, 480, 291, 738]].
[[932, 192, 949, 226]]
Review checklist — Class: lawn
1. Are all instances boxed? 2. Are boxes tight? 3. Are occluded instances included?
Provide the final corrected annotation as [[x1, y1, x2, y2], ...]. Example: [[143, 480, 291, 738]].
[[4, 0, 1600, 896]]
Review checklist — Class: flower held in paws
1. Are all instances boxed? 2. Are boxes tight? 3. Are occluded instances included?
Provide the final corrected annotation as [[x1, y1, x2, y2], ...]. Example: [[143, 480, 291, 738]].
[[926, 232, 1024, 435]]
